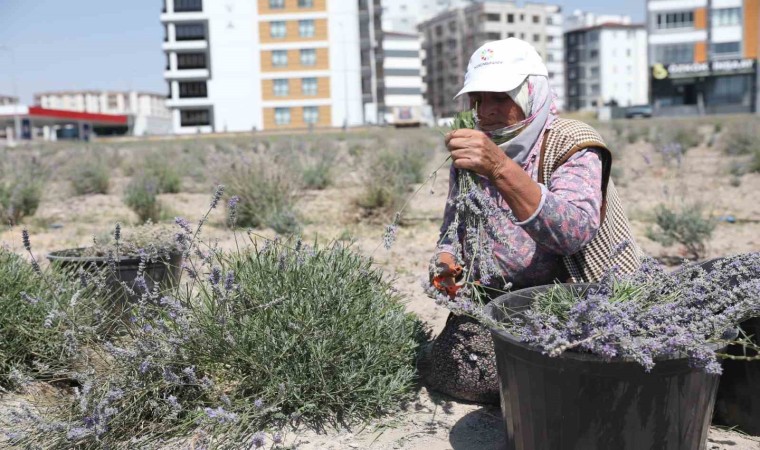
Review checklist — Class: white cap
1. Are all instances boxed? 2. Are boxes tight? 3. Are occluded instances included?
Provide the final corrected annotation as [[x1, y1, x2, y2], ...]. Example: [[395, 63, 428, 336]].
[[454, 38, 548, 100]]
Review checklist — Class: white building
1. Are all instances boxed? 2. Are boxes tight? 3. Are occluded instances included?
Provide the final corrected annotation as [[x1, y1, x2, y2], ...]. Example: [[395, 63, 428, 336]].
[[161, 0, 370, 133], [420, 1, 565, 118], [564, 10, 632, 32], [0, 95, 18, 106], [382, 0, 473, 34], [34, 90, 171, 135], [381, 32, 433, 125], [564, 23, 649, 111]]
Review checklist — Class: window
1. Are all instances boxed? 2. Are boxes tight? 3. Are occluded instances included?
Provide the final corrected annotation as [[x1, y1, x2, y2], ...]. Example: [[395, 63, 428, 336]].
[[654, 44, 693, 63], [175, 23, 205, 41], [298, 0, 313, 6], [589, 49, 599, 59], [711, 41, 741, 55], [655, 11, 694, 29], [300, 48, 316, 66], [178, 81, 207, 98], [177, 52, 207, 69], [108, 95, 119, 109], [270, 21, 286, 38], [533, 15, 540, 24], [507, 13, 514, 23], [706, 74, 750, 105], [435, 25, 443, 36], [180, 109, 211, 126], [303, 106, 319, 124], [274, 107, 290, 125], [533, 34, 540, 42], [448, 20, 457, 32], [568, 68, 577, 79], [302, 77, 318, 95], [174, 0, 202, 12], [547, 36, 554, 43], [713, 7, 741, 26], [520, 32, 525, 39], [590, 66, 599, 77], [269, 0, 284, 8], [273, 79, 289, 96], [272, 50, 288, 67], [546, 16, 553, 25], [547, 53, 554, 62], [486, 13, 500, 21], [507, 32, 515, 38], [487, 32, 500, 40], [520, 14, 525, 21], [299, 20, 315, 37]]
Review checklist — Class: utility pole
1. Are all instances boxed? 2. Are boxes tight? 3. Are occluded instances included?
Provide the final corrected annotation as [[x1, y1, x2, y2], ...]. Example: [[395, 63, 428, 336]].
[[0, 45, 21, 141]]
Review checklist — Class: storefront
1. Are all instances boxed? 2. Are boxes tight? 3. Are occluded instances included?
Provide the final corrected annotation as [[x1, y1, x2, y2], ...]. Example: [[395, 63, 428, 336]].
[[650, 58, 758, 116]]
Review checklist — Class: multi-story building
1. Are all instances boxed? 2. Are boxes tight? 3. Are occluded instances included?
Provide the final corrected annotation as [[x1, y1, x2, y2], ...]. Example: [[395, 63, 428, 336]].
[[564, 22, 649, 111], [0, 95, 19, 106], [161, 0, 380, 133], [34, 90, 171, 135], [420, 1, 564, 119], [647, 0, 760, 115], [359, 0, 385, 124], [381, 32, 433, 125], [565, 10, 633, 32], [382, 0, 472, 34]]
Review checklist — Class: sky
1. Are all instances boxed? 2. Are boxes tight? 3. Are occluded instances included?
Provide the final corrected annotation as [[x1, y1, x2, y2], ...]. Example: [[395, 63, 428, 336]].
[[0, 0, 645, 104]]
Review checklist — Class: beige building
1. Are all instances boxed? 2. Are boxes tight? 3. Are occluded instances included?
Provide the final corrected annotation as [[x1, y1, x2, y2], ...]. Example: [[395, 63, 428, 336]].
[[34, 90, 171, 135], [419, 1, 564, 119]]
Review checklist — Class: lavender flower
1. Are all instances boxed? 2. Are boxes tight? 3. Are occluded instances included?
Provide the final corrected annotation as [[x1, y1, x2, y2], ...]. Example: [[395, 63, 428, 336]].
[[382, 212, 401, 250], [273, 432, 283, 444], [251, 432, 266, 448], [224, 271, 235, 291], [210, 185, 225, 209], [204, 406, 238, 424], [114, 222, 121, 242], [21, 228, 31, 251]]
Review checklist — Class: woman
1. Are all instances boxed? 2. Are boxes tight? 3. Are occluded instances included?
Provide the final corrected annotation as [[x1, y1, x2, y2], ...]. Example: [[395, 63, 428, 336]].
[[421, 38, 641, 403]]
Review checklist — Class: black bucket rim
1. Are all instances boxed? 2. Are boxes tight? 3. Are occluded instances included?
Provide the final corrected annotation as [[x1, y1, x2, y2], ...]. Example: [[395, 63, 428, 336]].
[[46, 248, 181, 266]]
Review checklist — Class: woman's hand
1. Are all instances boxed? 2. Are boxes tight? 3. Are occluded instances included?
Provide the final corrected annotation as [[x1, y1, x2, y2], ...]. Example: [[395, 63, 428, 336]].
[[445, 129, 509, 182]]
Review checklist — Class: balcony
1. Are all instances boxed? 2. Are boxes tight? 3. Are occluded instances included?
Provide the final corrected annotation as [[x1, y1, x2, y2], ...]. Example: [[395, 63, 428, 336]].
[[162, 40, 208, 52], [166, 97, 213, 108], [164, 68, 210, 80], [160, 11, 205, 23]]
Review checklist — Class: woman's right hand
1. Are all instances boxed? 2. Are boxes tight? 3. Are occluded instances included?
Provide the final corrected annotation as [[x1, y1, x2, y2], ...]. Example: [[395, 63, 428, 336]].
[[432, 252, 463, 297]]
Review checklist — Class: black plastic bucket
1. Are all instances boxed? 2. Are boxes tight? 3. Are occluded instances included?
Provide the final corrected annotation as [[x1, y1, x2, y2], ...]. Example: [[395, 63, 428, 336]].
[[690, 257, 760, 435], [46, 249, 182, 304], [486, 284, 720, 450]]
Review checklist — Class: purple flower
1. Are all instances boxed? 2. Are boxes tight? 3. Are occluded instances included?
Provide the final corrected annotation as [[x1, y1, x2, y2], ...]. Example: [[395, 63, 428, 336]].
[[22, 228, 31, 251], [210, 185, 225, 209], [251, 432, 266, 448]]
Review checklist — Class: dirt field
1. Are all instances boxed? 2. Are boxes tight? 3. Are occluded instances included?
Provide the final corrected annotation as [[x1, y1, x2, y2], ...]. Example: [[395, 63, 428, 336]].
[[1, 118, 759, 449]]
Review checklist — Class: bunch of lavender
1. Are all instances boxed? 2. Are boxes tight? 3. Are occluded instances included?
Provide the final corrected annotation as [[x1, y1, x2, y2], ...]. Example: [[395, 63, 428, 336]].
[[489, 253, 760, 374], [434, 109, 513, 290]]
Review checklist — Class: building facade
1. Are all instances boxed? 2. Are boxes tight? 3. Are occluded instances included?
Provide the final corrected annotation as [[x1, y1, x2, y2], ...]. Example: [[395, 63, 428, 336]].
[[161, 0, 379, 133], [419, 1, 564, 119], [34, 90, 171, 135], [564, 23, 649, 111], [381, 32, 433, 125], [0, 95, 19, 106], [647, 0, 760, 115]]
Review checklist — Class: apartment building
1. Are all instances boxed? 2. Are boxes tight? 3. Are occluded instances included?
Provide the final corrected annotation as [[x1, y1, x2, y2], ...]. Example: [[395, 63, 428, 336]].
[[34, 90, 171, 135], [420, 1, 564, 119], [380, 32, 433, 125], [564, 22, 649, 111], [161, 0, 374, 133], [647, 0, 760, 115], [0, 95, 19, 106]]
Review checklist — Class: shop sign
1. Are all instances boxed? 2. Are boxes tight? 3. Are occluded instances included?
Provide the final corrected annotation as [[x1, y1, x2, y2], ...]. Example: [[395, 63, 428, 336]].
[[652, 58, 756, 79]]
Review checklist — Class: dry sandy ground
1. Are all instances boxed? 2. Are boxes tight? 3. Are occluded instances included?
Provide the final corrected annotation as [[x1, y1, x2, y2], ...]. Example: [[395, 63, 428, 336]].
[[1, 125, 759, 449]]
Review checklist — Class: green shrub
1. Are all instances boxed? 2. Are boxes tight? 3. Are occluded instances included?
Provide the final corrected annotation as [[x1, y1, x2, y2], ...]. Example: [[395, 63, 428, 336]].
[[0, 158, 46, 225], [646, 202, 716, 260], [357, 147, 428, 218], [300, 148, 336, 190], [147, 157, 182, 194], [10, 238, 423, 448], [720, 122, 760, 156], [225, 155, 300, 234], [0, 249, 104, 388], [124, 174, 162, 223], [70, 157, 110, 195]]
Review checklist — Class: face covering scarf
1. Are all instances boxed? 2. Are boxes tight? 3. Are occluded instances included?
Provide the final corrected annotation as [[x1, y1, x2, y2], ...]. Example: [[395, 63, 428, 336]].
[[473, 75, 558, 167]]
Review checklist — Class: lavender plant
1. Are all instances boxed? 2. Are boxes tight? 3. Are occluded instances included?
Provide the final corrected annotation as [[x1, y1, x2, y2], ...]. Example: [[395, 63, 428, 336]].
[[646, 202, 715, 260], [0, 236, 109, 389], [481, 253, 760, 375], [124, 174, 163, 223], [5, 185, 424, 448], [69, 152, 110, 195]]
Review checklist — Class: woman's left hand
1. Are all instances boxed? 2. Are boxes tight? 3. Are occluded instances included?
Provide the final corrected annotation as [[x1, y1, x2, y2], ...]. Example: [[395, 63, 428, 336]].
[[445, 129, 509, 181]]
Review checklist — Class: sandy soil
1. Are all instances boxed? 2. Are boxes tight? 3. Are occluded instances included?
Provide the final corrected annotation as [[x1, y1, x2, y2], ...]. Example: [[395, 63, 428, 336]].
[[1, 124, 759, 449]]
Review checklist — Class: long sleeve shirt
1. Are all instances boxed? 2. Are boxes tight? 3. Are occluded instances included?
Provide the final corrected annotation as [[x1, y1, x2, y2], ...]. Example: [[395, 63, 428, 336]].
[[436, 144, 603, 290]]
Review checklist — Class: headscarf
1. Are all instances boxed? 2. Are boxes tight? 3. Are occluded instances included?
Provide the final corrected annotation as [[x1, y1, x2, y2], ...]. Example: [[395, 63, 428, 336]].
[[474, 75, 559, 166]]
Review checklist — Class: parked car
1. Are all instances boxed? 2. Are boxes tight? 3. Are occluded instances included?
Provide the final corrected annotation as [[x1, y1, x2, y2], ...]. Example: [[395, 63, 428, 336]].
[[625, 104, 653, 119]]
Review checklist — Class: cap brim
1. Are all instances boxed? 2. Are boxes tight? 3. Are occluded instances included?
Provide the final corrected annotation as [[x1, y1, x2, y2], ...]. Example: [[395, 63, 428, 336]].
[[453, 73, 528, 100]]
